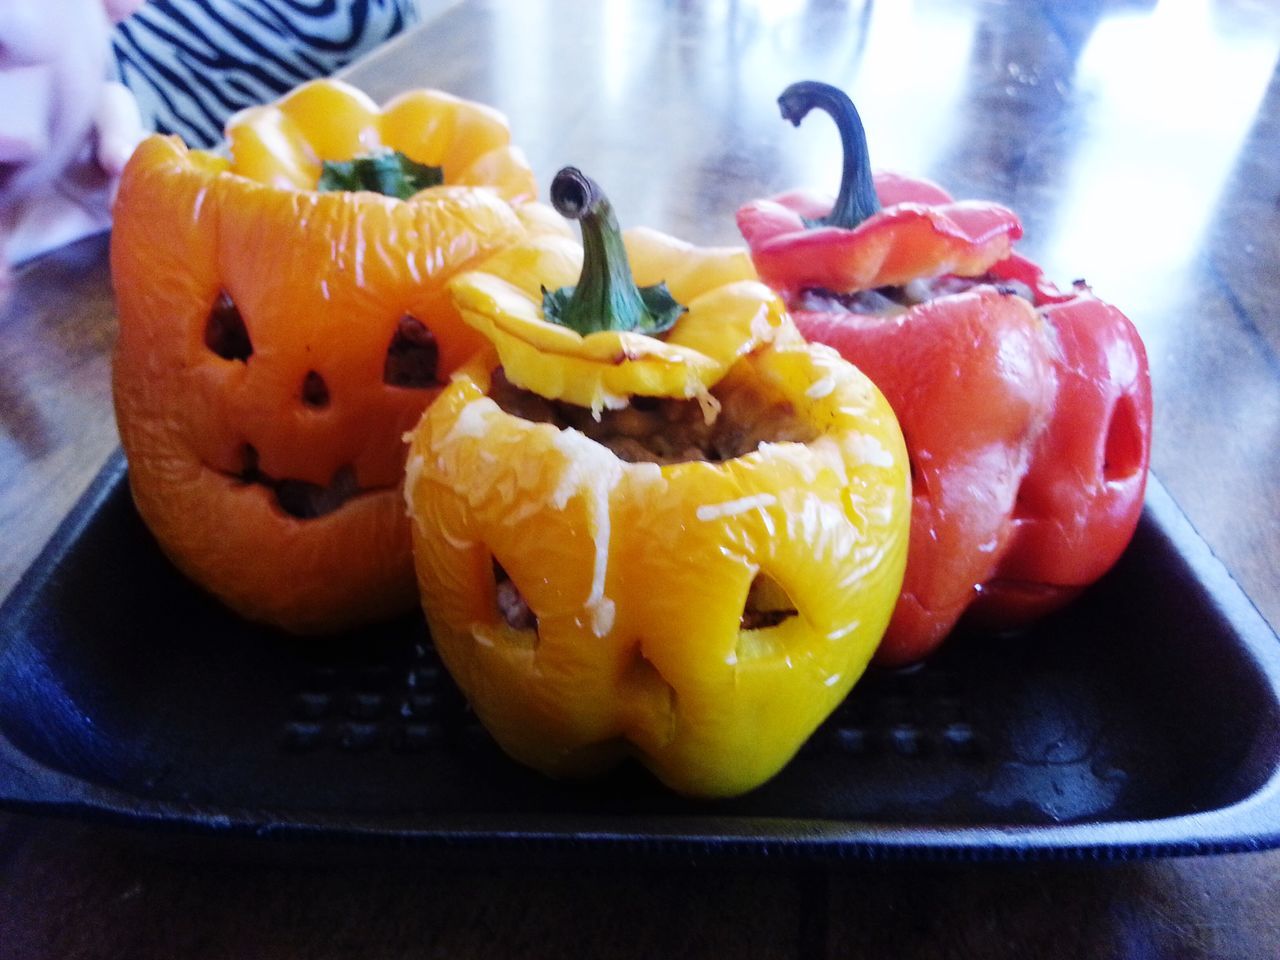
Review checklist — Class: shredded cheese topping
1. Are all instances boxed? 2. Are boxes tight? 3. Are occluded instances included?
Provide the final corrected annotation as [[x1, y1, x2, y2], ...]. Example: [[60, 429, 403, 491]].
[[550, 428, 624, 637], [696, 493, 778, 522]]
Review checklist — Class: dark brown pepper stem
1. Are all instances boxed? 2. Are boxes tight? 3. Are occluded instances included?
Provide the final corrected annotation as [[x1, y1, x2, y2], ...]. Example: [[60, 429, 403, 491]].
[[777, 81, 882, 229]]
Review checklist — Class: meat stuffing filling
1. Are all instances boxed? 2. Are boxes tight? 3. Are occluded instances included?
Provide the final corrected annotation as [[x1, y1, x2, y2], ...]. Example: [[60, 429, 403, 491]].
[[495, 560, 799, 634], [794, 273, 1035, 316], [488, 366, 809, 631], [488, 367, 817, 465], [236, 444, 361, 519]]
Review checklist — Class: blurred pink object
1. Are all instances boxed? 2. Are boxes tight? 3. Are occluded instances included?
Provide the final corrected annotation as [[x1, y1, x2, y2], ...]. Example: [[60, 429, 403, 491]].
[[0, 0, 146, 279]]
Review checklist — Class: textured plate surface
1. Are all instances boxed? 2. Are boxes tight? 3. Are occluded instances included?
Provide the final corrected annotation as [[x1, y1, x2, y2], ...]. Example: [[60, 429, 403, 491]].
[[2, 452, 1279, 862]]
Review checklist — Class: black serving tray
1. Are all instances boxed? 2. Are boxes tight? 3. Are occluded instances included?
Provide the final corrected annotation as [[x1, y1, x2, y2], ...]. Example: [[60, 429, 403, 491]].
[[2, 451, 1279, 863]]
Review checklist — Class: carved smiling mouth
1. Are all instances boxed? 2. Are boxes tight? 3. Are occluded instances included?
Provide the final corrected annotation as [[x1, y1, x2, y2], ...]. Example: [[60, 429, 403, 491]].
[[233, 443, 372, 520]]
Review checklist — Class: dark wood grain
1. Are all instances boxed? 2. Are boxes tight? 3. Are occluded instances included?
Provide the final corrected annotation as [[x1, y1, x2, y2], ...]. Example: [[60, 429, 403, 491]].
[[3, 812, 1280, 959], [0, 234, 118, 603], [2, 1, 1279, 956]]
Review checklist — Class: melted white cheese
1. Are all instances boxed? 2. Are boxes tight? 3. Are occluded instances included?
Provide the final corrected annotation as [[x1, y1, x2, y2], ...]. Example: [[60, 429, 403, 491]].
[[696, 493, 778, 522], [550, 429, 624, 638]]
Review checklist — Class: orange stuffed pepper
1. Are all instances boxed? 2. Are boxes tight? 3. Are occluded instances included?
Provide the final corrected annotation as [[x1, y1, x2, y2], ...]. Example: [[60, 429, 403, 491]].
[[112, 79, 554, 633]]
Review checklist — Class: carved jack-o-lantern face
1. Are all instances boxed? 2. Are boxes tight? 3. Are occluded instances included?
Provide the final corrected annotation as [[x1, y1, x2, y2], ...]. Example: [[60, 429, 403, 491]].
[[111, 81, 542, 633], [403, 226, 911, 797]]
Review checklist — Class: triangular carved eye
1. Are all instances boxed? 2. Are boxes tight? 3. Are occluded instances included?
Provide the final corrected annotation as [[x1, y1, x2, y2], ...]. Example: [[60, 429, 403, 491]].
[[740, 573, 797, 631], [384, 315, 440, 387], [205, 290, 252, 361]]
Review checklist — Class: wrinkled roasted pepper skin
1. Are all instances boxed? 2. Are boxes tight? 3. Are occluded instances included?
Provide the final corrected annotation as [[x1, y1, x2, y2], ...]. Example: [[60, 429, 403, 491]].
[[112, 80, 545, 633], [967, 254, 1153, 628], [403, 229, 910, 797], [451, 225, 781, 412], [227, 79, 537, 202], [736, 176, 1022, 296]]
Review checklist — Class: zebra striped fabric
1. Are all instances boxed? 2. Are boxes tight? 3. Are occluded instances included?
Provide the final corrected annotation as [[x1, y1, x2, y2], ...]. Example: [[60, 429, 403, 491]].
[[113, 0, 419, 148]]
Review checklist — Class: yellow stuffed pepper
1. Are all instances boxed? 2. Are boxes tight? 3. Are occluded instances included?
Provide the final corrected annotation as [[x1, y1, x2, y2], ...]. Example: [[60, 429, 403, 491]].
[[403, 168, 911, 797], [112, 79, 555, 634]]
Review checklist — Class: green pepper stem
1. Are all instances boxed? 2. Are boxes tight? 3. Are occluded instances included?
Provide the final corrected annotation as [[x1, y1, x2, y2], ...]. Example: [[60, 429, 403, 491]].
[[316, 149, 442, 199], [550, 168, 645, 334], [777, 81, 881, 230], [545, 167, 683, 337]]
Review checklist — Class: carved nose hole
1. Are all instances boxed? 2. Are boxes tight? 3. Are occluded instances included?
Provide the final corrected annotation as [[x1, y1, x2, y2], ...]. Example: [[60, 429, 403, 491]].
[[302, 371, 330, 408], [205, 290, 253, 361], [384, 315, 440, 387], [1102, 393, 1143, 482]]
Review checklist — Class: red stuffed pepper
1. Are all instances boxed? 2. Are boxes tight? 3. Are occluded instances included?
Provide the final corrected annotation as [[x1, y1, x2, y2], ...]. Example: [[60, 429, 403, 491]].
[[738, 81, 1152, 665]]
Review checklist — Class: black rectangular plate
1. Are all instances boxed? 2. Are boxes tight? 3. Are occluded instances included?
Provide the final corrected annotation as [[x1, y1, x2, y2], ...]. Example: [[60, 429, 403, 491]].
[[2, 451, 1280, 862]]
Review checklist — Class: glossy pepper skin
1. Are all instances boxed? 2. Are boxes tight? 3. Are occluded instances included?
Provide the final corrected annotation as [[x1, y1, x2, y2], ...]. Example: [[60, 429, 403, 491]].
[[403, 170, 910, 797], [967, 253, 1153, 628], [737, 82, 1022, 298], [112, 79, 548, 633], [737, 82, 1151, 664], [794, 289, 1056, 665]]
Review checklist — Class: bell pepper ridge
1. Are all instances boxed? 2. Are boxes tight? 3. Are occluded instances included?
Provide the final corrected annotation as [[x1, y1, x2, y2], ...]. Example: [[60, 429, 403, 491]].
[[541, 166, 685, 337], [110, 79, 543, 633], [777, 80, 881, 230]]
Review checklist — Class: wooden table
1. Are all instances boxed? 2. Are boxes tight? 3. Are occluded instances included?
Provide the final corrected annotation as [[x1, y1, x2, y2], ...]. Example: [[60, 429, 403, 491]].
[[2, 1, 1279, 955]]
